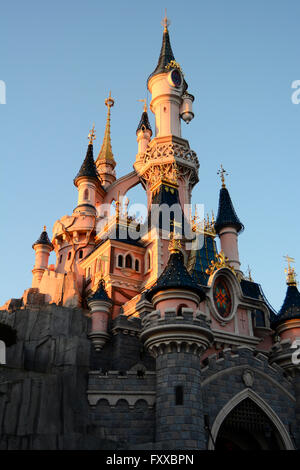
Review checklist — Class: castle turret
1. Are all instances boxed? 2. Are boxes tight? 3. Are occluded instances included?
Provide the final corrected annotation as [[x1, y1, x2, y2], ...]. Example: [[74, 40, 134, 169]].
[[87, 279, 112, 351], [134, 16, 199, 214], [95, 92, 116, 189], [32, 226, 53, 287], [214, 165, 244, 273], [73, 125, 98, 215], [270, 257, 300, 372], [147, 15, 193, 138], [136, 101, 152, 157], [141, 237, 213, 449]]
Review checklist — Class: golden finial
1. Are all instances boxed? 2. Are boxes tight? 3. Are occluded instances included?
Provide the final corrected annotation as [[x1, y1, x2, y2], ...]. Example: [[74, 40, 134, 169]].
[[161, 8, 170, 32], [138, 99, 147, 113], [168, 232, 181, 254], [217, 164, 228, 188], [43, 225, 46, 232], [88, 123, 96, 145], [105, 91, 114, 109], [247, 265, 253, 282], [211, 210, 215, 224], [284, 255, 297, 286]]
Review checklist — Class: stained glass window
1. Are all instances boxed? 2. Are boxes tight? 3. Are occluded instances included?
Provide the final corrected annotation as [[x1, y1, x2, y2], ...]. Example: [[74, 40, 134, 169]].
[[213, 277, 232, 318]]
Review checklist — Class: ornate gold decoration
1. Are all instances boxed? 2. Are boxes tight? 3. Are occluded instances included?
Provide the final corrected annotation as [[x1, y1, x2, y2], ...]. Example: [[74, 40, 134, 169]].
[[284, 255, 297, 286], [43, 225, 46, 232], [217, 164, 228, 188], [206, 250, 236, 276], [88, 123, 96, 145], [168, 232, 182, 254], [138, 99, 147, 113], [166, 60, 182, 72], [191, 209, 216, 237]]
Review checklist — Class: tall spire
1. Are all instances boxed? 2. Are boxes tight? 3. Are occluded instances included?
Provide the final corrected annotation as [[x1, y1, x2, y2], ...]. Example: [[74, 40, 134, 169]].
[[148, 13, 176, 82], [96, 92, 116, 168]]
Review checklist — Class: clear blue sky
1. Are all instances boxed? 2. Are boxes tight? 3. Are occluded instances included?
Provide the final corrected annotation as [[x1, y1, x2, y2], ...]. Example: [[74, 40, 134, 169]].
[[1, 0, 299, 311]]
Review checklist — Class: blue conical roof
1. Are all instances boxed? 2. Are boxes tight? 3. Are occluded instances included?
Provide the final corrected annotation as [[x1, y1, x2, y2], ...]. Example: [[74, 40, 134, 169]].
[[214, 187, 244, 234]]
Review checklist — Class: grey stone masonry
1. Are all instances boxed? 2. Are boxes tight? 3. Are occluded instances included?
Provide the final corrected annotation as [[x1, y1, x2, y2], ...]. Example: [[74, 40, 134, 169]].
[[155, 350, 206, 450]]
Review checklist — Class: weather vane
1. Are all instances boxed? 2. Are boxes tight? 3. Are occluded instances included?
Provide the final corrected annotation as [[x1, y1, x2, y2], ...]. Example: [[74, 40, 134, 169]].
[[138, 99, 147, 113], [283, 255, 297, 286], [161, 8, 170, 32], [217, 164, 228, 188], [88, 123, 96, 145]]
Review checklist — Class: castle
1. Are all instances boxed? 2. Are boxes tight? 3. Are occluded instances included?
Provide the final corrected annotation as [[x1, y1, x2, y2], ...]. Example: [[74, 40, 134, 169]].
[[0, 17, 299, 451]]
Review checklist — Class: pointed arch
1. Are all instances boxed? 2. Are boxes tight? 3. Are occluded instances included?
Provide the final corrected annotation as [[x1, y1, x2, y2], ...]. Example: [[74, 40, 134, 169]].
[[208, 388, 294, 450]]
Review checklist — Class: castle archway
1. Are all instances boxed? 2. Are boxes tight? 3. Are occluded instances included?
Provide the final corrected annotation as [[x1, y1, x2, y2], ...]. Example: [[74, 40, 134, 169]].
[[208, 389, 294, 450]]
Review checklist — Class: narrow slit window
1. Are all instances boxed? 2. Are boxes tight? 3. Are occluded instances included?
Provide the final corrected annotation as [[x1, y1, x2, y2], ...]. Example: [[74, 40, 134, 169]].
[[175, 385, 184, 406], [135, 259, 140, 272], [67, 252, 71, 260], [79, 249, 83, 259]]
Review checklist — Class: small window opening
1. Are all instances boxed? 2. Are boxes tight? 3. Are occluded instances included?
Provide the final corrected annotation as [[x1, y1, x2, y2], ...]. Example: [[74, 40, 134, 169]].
[[175, 385, 184, 405], [79, 249, 83, 259], [59, 254, 62, 264], [125, 254, 132, 269], [118, 254, 123, 268], [67, 251, 71, 260], [135, 259, 140, 272], [83, 188, 89, 200]]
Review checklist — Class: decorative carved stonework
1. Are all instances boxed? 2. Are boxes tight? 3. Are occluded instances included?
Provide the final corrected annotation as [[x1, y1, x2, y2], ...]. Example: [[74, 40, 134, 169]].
[[134, 138, 199, 191], [242, 369, 254, 387]]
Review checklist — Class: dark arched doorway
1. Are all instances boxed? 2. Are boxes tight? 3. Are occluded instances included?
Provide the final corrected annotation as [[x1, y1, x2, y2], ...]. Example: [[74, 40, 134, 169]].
[[215, 398, 284, 450]]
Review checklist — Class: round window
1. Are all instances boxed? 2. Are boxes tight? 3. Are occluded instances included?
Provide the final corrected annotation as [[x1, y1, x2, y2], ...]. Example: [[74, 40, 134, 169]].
[[213, 277, 232, 318]]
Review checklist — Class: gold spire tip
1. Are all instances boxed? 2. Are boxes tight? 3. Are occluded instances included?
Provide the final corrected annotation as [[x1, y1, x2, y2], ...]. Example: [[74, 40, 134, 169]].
[[217, 164, 228, 188], [161, 8, 170, 32], [43, 225, 46, 232], [138, 99, 147, 113], [88, 123, 96, 145]]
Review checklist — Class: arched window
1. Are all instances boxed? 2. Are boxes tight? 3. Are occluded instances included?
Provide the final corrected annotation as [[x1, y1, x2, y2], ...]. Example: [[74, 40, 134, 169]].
[[135, 259, 140, 272], [125, 254, 132, 269], [117, 254, 123, 268], [83, 188, 89, 200], [0, 340, 6, 365], [79, 249, 83, 259], [175, 385, 184, 405], [67, 251, 71, 260]]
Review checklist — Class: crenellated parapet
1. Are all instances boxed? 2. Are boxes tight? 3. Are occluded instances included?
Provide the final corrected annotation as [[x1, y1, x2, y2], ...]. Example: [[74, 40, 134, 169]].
[[140, 308, 213, 358]]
